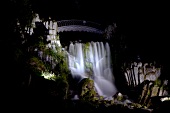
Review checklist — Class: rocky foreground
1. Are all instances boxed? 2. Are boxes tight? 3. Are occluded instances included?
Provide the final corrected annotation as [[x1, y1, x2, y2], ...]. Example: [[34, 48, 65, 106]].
[[4, 75, 169, 113], [5, 92, 169, 113]]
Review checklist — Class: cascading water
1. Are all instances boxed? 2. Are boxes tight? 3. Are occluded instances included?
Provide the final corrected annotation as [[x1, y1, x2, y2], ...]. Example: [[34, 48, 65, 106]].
[[67, 41, 117, 99]]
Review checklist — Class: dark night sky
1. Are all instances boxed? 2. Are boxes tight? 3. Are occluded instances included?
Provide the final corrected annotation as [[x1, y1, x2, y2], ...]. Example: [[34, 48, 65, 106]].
[[34, 0, 169, 37]]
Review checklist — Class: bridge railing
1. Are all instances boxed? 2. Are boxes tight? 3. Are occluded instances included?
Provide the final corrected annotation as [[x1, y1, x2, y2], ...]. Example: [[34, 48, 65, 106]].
[[57, 19, 105, 30]]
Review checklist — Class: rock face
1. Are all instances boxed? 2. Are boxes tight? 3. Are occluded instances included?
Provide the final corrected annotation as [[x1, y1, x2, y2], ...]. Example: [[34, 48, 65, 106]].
[[123, 61, 169, 108], [124, 62, 161, 87], [78, 78, 98, 99]]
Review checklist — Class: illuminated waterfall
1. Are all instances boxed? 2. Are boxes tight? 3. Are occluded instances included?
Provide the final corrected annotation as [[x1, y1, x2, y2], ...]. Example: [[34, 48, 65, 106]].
[[68, 41, 117, 98]]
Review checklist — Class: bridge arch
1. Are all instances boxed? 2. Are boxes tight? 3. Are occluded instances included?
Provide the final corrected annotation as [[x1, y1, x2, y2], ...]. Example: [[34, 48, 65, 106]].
[[56, 19, 105, 34]]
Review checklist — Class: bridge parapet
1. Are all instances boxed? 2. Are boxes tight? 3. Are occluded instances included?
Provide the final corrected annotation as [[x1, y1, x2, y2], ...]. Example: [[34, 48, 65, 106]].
[[57, 20, 104, 29], [57, 20, 105, 34]]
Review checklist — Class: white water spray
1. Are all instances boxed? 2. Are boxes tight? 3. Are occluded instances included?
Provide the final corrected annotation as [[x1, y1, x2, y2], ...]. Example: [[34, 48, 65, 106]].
[[67, 41, 117, 98]]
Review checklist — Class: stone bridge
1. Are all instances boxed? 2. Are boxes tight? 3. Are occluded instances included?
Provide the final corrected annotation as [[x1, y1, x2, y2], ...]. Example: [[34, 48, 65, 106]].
[[57, 20, 105, 34]]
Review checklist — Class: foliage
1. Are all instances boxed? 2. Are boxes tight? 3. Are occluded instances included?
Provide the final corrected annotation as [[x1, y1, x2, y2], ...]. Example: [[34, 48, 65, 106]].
[[154, 79, 162, 87], [28, 35, 70, 88], [82, 42, 93, 75], [6, 0, 35, 34], [41, 71, 57, 81], [130, 103, 143, 108], [52, 45, 70, 77], [3, 1, 71, 101], [83, 42, 90, 59], [29, 56, 46, 75]]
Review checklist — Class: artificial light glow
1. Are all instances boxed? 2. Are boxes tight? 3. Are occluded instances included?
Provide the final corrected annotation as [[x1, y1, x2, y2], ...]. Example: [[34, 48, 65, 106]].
[[160, 97, 170, 102]]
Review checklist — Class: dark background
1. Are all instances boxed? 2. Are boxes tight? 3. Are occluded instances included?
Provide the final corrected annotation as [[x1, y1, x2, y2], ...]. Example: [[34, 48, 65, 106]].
[[1, 1, 169, 109]]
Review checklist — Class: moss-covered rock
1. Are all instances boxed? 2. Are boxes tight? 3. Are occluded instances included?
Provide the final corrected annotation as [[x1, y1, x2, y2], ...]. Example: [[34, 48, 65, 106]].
[[77, 78, 118, 108], [78, 78, 97, 100]]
